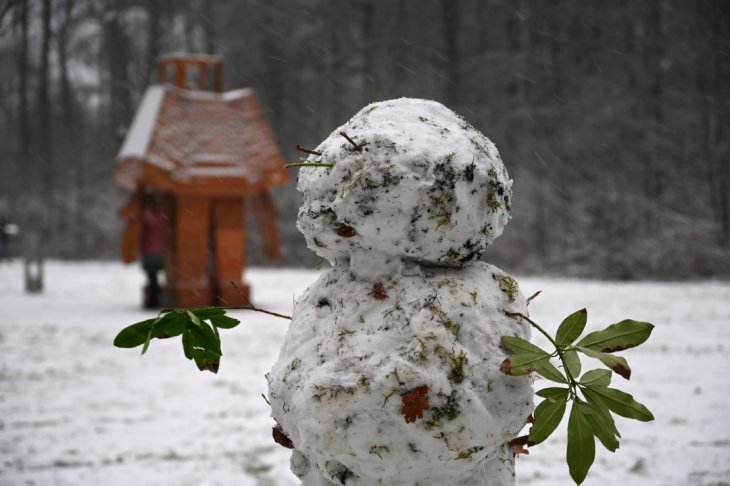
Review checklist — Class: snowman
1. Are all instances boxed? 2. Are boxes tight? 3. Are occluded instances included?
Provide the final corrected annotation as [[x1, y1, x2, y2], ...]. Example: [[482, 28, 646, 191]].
[[267, 98, 533, 485]]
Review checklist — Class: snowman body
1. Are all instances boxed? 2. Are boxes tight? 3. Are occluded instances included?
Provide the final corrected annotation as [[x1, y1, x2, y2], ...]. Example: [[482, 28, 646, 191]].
[[268, 99, 533, 485]]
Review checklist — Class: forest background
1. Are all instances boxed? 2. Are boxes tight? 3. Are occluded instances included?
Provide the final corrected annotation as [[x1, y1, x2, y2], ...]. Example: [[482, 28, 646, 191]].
[[1, 0, 728, 279]]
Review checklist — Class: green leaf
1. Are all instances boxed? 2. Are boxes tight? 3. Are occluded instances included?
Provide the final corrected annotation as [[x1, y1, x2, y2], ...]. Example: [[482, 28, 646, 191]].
[[583, 385, 654, 422], [113, 319, 155, 348], [182, 329, 194, 360], [501, 335, 550, 355], [188, 322, 222, 355], [151, 311, 187, 339], [563, 349, 582, 379], [192, 348, 221, 373], [578, 401, 620, 452], [529, 396, 568, 445], [210, 314, 240, 330], [536, 387, 571, 401], [141, 311, 188, 355], [556, 309, 587, 346], [567, 401, 595, 484], [500, 351, 550, 376], [186, 310, 202, 327], [141, 315, 163, 355], [576, 319, 654, 353], [535, 360, 568, 384], [183, 323, 223, 373], [210, 319, 221, 340], [577, 346, 631, 380], [579, 369, 612, 388], [190, 307, 226, 319], [580, 388, 621, 438]]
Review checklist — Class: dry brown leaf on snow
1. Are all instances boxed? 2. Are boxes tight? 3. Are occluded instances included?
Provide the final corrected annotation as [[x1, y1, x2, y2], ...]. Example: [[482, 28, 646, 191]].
[[400, 385, 430, 423]]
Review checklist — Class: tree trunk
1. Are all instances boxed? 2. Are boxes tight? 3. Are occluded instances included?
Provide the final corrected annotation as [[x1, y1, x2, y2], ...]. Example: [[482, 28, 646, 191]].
[[104, 12, 132, 147], [441, 0, 459, 108], [644, 1, 665, 219], [145, 0, 162, 85], [57, 0, 84, 256], [200, 0, 217, 54], [360, 0, 376, 103], [16, 0, 30, 161], [38, 0, 52, 169], [711, 1, 730, 246]]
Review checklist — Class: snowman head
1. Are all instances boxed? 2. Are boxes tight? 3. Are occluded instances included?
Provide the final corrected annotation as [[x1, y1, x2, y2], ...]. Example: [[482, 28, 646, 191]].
[[296, 98, 512, 272]]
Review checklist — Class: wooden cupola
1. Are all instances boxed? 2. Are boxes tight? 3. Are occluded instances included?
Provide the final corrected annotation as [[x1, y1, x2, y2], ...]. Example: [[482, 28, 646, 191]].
[[157, 53, 223, 92]]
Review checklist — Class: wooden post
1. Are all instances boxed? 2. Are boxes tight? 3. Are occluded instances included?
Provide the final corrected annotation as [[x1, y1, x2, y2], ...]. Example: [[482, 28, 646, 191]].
[[212, 197, 249, 305], [250, 191, 281, 260], [161, 193, 176, 307], [23, 229, 44, 293], [197, 62, 207, 90], [171, 196, 211, 307], [174, 60, 187, 89], [214, 63, 223, 93], [118, 190, 142, 263]]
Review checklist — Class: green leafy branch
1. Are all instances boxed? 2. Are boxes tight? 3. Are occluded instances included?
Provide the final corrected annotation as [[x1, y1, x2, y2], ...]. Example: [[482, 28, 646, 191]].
[[113, 283, 292, 373], [113, 307, 241, 373], [501, 308, 655, 485]]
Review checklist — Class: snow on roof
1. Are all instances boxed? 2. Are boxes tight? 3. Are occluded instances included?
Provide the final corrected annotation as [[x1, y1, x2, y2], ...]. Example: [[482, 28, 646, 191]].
[[117, 85, 165, 161], [113, 85, 287, 192]]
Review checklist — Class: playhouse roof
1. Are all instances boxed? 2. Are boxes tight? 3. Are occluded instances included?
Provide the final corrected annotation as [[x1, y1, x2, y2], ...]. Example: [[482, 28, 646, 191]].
[[113, 85, 288, 196]]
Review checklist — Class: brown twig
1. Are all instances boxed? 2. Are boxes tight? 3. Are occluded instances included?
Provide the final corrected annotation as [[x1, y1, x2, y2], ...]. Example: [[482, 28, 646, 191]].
[[284, 162, 334, 169], [526, 290, 542, 306], [339, 131, 362, 151], [230, 282, 292, 320], [505, 311, 542, 333], [295, 144, 322, 156], [505, 310, 558, 348]]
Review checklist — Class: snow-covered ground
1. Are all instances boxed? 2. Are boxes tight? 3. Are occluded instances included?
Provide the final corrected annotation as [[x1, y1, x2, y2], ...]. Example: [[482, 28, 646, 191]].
[[0, 260, 728, 486]]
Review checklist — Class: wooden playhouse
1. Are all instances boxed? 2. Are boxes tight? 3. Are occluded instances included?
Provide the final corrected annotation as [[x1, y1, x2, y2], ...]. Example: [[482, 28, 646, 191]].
[[113, 54, 288, 307]]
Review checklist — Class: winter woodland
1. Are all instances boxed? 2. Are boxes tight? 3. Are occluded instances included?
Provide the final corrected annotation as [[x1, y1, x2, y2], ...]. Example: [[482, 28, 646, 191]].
[[1, 0, 729, 278]]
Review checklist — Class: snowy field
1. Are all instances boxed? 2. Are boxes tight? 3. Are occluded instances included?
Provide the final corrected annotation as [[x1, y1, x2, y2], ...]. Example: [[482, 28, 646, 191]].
[[1, 260, 728, 486]]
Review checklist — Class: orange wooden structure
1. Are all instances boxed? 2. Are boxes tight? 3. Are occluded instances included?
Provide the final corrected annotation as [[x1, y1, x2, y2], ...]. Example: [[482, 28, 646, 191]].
[[114, 54, 288, 307]]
